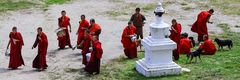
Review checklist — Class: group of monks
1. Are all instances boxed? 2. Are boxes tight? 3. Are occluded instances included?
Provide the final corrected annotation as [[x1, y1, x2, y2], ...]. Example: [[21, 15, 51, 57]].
[[6, 10, 103, 74], [121, 8, 146, 59], [7, 27, 48, 71], [170, 9, 217, 61]]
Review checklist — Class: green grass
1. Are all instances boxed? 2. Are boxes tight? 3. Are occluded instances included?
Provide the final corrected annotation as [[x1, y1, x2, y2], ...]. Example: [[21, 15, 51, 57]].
[[209, 0, 240, 15], [0, 1, 36, 12], [76, 23, 240, 80], [0, 0, 71, 13]]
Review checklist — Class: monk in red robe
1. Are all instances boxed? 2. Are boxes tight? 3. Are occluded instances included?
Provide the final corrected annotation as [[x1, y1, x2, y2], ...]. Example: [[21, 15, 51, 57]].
[[32, 27, 48, 71], [191, 9, 214, 42], [89, 19, 101, 39], [7, 27, 25, 69], [58, 10, 72, 49], [178, 33, 193, 54], [85, 36, 103, 74], [76, 15, 90, 46], [121, 22, 137, 59], [170, 19, 182, 44], [78, 30, 92, 65], [199, 35, 217, 55], [130, 7, 146, 39]]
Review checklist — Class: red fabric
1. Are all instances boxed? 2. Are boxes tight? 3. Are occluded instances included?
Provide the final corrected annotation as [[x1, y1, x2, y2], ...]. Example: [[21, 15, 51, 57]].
[[57, 29, 71, 48], [77, 20, 90, 45], [33, 32, 48, 69], [9, 32, 24, 68], [85, 40, 102, 74], [199, 39, 216, 55], [178, 38, 192, 54], [89, 40, 103, 62], [89, 23, 101, 36], [81, 34, 92, 65], [59, 16, 70, 28], [170, 23, 182, 44], [191, 11, 211, 41], [121, 26, 137, 58]]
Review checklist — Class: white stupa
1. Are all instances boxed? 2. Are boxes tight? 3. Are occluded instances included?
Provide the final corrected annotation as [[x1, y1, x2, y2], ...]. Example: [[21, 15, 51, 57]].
[[135, 2, 182, 77]]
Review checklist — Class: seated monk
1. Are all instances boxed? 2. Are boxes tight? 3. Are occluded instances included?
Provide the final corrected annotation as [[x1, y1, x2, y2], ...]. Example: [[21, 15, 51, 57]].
[[178, 33, 193, 54], [199, 35, 217, 55]]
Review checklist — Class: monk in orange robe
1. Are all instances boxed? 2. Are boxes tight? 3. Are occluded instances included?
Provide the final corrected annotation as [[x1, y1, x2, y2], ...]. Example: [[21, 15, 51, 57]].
[[76, 15, 90, 46], [191, 9, 214, 42], [199, 35, 217, 55], [32, 27, 48, 71], [170, 19, 182, 44], [7, 27, 25, 69], [130, 7, 146, 39], [178, 33, 193, 54], [89, 19, 101, 39], [85, 36, 103, 74], [121, 22, 137, 59], [78, 30, 92, 65], [58, 10, 72, 49]]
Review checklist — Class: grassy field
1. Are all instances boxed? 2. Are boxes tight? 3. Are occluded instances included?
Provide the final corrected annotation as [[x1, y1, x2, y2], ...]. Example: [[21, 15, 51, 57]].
[[73, 24, 240, 80], [0, 0, 71, 12]]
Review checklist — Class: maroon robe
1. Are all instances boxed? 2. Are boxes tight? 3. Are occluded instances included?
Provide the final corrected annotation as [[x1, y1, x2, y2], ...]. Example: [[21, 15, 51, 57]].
[[85, 40, 103, 74], [170, 23, 182, 44], [81, 34, 92, 65], [121, 26, 137, 59], [58, 16, 71, 48], [32, 32, 48, 69], [199, 39, 217, 55], [191, 11, 211, 42], [130, 13, 146, 35], [77, 20, 90, 45], [9, 32, 25, 69]]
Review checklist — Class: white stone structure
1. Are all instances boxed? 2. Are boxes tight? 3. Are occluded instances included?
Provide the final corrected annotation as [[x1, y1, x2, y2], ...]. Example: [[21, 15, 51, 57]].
[[135, 2, 182, 77]]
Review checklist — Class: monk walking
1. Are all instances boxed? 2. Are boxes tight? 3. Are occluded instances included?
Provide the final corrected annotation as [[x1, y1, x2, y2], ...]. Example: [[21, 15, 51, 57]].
[[89, 19, 101, 38], [32, 27, 48, 71], [130, 8, 146, 40], [76, 15, 90, 47], [121, 21, 137, 59], [7, 27, 25, 69], [58, 10, 72, 49], [85, 36, 103, 74], [191, 9, 214, 42]]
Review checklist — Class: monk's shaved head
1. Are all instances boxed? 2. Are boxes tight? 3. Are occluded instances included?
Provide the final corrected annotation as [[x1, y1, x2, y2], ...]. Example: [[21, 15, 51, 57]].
[[12, 26, 17, 32], [209, 9, 214, 14], [61, 10, 66, 16]]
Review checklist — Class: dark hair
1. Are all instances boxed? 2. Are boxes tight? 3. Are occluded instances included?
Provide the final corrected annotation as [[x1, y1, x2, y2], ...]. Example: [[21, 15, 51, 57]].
[[37, 27, 42, 31], [135, 8, 140, 11], [85, 29, 90, 33], [81, 15, 85, 18], [61, 10, 66, 13], [172, 19, 177, 22], [90, 19, 95, 23], [209, 9, 214, 13], [128, 21, 132, 25], [181, 33, 188, 38], [12, 26, 17, 30]]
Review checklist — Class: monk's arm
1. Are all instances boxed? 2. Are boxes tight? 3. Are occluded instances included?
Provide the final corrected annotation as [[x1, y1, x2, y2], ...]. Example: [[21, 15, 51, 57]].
[[58, 18, 61, 28], [32, 35, 39, 49], [207, 16, 213, 24], [69, 19, 72, 32], [7, 40, 10, 49]]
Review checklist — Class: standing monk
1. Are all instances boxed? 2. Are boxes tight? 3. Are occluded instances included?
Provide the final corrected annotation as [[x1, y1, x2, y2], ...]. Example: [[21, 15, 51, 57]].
[[89, 19, 101, 39], [58, 10, 72, 49], [170, 19, 182, 44], [130, 7, 146, 40], [76, 15, 90, 46], [32, 27, 48, 71], [191, 9, 214, 42], [121, 22, 137, 59], [85, 36, 103, 74], [7, 27, 24, 69], [78, 30, 92, 66]]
